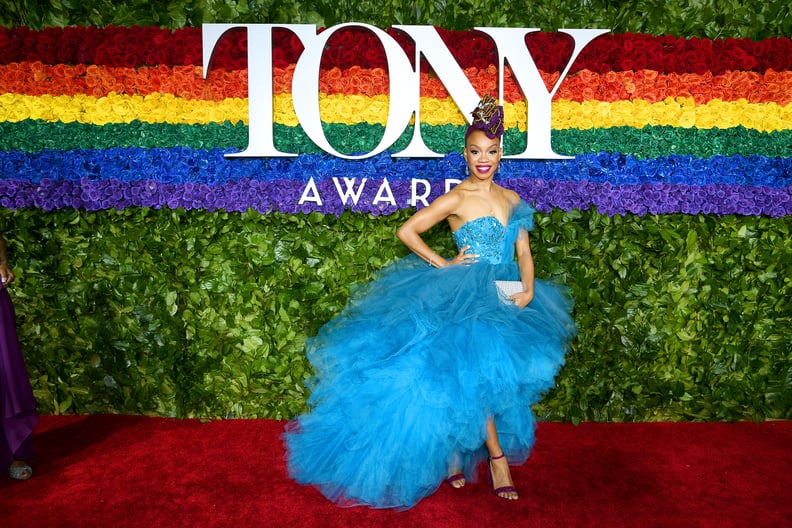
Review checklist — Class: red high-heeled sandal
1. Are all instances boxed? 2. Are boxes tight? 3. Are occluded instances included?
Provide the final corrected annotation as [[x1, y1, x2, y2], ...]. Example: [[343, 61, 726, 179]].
[[488, 453, 518, 500]]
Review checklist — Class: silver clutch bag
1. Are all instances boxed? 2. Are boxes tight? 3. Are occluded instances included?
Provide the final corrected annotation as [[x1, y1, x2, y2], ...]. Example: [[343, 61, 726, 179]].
[[494, 280, 523, 303]]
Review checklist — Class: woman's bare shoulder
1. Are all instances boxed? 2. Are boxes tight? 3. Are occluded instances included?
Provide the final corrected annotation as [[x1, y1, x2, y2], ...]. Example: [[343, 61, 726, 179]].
[[432, 186, 465, 210], [496, 185, 521, 205]]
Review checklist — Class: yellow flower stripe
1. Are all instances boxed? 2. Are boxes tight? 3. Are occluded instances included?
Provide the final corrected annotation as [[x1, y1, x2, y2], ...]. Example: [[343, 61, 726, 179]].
[[2, 92, 791, 133]]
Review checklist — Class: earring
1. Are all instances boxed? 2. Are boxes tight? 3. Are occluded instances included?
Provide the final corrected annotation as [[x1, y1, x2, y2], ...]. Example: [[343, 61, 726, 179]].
[[465, 165, 470, 176]]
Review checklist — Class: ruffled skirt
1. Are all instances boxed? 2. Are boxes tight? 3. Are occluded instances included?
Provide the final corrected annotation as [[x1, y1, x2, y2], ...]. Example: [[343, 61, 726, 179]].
[[283, 255, 575, 509]]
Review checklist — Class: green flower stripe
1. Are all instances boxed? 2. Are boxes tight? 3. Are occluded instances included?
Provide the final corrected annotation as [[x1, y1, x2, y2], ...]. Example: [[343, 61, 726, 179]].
[[2, 120, 791, 160]]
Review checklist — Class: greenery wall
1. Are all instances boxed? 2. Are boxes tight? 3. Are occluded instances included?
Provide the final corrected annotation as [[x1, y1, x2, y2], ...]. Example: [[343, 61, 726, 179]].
[[1, 0, 790, 38], [1, 0, 791, 422], [3, 208, 790, 422]]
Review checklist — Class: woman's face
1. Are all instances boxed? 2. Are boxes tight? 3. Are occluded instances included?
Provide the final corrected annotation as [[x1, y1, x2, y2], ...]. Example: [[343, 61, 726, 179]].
[[464, 130, 501, 179]]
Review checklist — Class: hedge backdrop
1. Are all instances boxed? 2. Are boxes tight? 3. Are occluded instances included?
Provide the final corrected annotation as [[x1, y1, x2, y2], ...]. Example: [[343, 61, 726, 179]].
[[1, 1, 790, 422]]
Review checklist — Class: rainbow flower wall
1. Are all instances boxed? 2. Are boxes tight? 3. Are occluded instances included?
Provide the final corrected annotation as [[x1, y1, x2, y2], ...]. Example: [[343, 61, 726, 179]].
[[0, 14, 790, 421], [2, 26, 791, 216]]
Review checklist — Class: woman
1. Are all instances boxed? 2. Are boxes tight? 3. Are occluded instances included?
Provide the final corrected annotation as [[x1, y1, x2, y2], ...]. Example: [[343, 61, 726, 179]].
[[1, 233, 39, 481], [283, 96, 575, 509]]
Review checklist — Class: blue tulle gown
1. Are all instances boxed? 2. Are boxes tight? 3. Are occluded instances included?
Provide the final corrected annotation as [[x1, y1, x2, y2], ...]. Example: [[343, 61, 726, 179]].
[[283, 201, 576, 509]]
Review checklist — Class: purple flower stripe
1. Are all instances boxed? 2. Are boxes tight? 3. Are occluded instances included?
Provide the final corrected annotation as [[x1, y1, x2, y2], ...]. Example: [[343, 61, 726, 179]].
[[1, 178, 790, 217]]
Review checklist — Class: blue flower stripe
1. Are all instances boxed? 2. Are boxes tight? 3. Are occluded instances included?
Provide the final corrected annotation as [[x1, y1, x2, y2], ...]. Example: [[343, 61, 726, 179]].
[[1, 148, 790, 189]]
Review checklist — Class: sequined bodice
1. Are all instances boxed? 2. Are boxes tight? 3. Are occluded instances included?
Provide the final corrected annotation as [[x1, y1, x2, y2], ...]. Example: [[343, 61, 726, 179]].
[[452, 216, 508, 265]]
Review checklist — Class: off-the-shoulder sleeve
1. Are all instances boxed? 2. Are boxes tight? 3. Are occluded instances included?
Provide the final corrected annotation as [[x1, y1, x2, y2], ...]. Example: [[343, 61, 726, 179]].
[[509, 200, 536, 232]]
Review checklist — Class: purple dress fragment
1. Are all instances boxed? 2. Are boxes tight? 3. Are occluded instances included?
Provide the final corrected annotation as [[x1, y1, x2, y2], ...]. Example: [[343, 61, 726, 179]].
[[0, 287, 38, 469]]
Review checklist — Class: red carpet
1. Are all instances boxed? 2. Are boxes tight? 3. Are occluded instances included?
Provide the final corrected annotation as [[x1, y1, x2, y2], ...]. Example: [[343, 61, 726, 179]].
[[1, 415, 790, 527]]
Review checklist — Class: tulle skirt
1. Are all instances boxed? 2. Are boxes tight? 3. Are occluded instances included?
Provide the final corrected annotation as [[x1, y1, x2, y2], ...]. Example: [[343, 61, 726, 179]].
[[283, 255, 575, 509]]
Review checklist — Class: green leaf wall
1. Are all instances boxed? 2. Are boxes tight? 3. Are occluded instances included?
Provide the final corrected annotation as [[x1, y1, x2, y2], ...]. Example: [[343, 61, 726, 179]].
[[2, 209, 790, 421], [2, 0, 791, 421], [2, 0, 790, 38]]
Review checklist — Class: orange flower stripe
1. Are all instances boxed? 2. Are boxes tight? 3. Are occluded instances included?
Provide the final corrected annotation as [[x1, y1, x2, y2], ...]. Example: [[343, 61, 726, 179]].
[[1, 62, 791, 106], [2, 93, 792, 133]]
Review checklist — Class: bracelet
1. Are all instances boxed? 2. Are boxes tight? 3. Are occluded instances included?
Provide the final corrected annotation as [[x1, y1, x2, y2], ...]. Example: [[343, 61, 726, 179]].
[[429, 254, 434, 267]]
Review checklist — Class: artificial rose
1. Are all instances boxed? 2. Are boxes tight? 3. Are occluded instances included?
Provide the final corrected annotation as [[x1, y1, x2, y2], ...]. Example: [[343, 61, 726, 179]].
[[3, 26, 792, 76]]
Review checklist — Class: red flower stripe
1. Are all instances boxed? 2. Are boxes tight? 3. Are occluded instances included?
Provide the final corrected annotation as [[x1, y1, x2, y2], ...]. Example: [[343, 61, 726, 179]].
[[3, 62, 790, 106], [1, 26, 790, 75]]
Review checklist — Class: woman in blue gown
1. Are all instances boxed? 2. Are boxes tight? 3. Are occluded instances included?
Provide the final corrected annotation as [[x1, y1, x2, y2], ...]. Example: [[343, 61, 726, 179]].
[[283, 96, 576, 509]]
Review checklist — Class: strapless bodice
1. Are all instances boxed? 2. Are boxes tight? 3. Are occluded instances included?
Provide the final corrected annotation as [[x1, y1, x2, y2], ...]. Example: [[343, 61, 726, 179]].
[[452, 216, 508, 265]]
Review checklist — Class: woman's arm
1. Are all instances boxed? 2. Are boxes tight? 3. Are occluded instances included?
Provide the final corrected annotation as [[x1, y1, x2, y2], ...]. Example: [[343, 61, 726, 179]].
[[0, 234, 15, 286], [396, 192, 477, 268], [510, 228, 535, 308]]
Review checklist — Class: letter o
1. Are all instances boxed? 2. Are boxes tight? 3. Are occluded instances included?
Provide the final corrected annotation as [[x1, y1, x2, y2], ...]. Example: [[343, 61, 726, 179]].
[[292, 23, 415, 159]]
